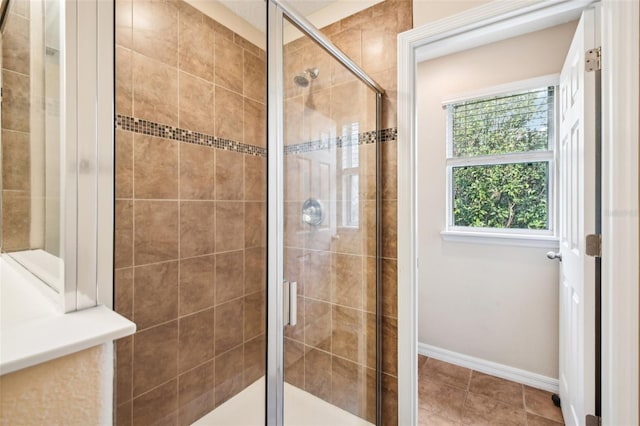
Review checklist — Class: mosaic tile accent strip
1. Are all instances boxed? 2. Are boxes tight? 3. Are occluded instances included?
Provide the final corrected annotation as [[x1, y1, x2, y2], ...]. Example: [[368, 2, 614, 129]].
[[116, 114, 397, 157], [284, 127, 397, 155], [116, 114, 267, 157]]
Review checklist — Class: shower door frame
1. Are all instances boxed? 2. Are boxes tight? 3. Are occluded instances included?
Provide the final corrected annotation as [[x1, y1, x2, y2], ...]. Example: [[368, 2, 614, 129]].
[[266, 1, 385, 424]]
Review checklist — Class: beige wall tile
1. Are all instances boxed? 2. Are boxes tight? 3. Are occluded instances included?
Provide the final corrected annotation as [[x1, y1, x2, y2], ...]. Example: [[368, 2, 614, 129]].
[[134, 134, 179, 199], [244, 202, 265, 249], [179, 72, 215, 135], [382, 316, 398, 376], [214, 87, 244, 142], [1, 130, 29, 191], [244, 155, 265, 201], [381, 139, 398, 200], [331, 29, 362, 86], [364, 256, 376, 314], [332, 305, 366, 364], [215, 250, 244, 304], [132, 0, 178, 66], [180, 201, 215, 258], [284, 96, 303, 146], [244, 291, 265, 341], [116, 401, 132, 426], [180, 143, 215, 200], [116, 47, 133, 116], [244, 247, 265, 295], [382, 258, 398, 318], [214, 36, 243, 94], [179, 255, 215, 315], [234, 34, 260, 57], [133, 261, 179, 330], [179, 2, 214, 82], [304, 347, 331, 400], [304, 298, 331, 351], [332, 253, 363, 309], [244, 335, 265, 386], [178, 308, 215, 372], [303, 250, 331, 301], [115, 336, 133, 405], [302, 88, 332, 142], [215, 201, 244, 252], [177, 362, 214, 426], [116, 130, 133, 199], [2, 70, 30, 132], [214, 345, 243, 407], [215, 150, 244, 200], [243, 98, 266, 148], [382, 373, 398, 426], [284, 339, 305, 388], [382, 199, 397, 259], [116, 0, 133, 49], [331, 357, 369, 417], [243, 51, 265, 103], [115, 200, 134, 268], [133, 53, 178, 126], [2, 12, 29, 75], [330, 81, 364, 132], [132, 379, 178, 425], [134, 200, 179, 265], [133, 321, 178, 396], [115, 268, 134, 321], [214, 298, 244, 355]]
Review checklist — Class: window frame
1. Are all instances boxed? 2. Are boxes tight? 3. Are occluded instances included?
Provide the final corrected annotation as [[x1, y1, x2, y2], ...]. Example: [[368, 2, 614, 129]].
[[442, 75, 560, 246]]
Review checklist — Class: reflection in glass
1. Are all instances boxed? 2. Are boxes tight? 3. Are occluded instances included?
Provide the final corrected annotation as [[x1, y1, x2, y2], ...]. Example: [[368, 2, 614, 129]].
[[1, 0, 63, 291]]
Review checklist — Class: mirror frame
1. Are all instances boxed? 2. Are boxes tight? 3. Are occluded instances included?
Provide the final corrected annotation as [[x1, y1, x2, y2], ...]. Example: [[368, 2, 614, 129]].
[[61, 0, 114, 312]]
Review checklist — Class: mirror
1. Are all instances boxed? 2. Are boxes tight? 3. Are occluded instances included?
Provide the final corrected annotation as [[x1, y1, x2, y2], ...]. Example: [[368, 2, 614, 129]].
[[1, 0, 63, 292]]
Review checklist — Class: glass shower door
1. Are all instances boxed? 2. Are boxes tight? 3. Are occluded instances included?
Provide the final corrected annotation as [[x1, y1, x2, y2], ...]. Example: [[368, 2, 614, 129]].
[[267, 2, 383, 424]]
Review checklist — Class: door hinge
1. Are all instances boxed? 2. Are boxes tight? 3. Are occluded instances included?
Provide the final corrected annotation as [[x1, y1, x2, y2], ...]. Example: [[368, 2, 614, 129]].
[[585, 234, 602, 257], [586, 47, 601, 72], [586, 414, 602, 426]]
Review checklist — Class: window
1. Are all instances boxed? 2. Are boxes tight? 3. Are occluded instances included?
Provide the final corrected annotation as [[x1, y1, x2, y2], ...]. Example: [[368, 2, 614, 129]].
[[445, 83, 556, 239]]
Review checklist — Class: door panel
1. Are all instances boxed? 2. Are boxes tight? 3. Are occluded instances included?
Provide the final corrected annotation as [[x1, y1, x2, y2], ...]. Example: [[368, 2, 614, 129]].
[[557, 7, 598, 426]]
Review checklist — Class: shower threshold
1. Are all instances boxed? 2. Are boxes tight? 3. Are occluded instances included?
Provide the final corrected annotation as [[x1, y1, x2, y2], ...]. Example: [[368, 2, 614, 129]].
[[193, 377, 373, 425]]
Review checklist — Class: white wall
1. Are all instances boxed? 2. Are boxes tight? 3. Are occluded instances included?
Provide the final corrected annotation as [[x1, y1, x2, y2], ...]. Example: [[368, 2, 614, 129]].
[[416, 21, 577, 379]]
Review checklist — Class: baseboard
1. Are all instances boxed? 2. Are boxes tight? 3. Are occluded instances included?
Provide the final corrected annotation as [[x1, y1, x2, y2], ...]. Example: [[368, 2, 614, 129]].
[[418, 342, 559, 393]]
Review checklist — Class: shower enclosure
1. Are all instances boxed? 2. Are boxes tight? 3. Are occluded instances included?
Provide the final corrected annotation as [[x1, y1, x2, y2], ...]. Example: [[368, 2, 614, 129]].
[[111, 0, 385, 423], [267, 2, 384, 424]]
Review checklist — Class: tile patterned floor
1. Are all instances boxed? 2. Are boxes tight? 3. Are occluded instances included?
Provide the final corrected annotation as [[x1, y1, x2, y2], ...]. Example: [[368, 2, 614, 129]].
[[418, 355, 565, 426]]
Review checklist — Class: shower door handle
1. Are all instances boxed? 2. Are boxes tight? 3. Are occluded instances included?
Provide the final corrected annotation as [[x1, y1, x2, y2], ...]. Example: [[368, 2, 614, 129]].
[[283, 281, 298, 327]]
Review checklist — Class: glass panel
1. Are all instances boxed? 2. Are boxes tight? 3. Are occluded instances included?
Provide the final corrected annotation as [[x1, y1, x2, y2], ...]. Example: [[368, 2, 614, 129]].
[[451, 87, 555, 157], [282, 16, 378, 424], [1, 0, 63, 292], [452, 161, 550, 230]]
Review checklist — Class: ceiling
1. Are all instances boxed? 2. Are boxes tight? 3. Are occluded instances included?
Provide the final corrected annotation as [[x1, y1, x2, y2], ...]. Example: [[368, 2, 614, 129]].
[[217, 0, 334, 33]]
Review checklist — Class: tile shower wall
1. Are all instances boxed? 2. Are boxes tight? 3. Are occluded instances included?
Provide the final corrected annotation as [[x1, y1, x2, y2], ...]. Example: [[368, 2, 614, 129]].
[[113, 1, 266, 424], [1, 0, 31, 251], [281, 1, 410, 424]]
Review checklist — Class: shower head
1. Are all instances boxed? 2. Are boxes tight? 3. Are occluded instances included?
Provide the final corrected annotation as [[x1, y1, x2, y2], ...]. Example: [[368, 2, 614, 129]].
[[294, 67, 319, 87]]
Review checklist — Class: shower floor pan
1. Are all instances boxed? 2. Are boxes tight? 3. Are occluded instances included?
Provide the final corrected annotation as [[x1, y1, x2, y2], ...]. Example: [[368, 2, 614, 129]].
[[193, 377, 373, 426]]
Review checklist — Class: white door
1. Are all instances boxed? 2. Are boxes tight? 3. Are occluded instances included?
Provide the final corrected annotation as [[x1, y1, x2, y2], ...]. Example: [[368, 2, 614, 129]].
[[557, 7, 598, 426]]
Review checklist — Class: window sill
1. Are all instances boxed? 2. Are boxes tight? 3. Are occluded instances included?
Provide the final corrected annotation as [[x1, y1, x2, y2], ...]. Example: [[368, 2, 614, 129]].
[[0, 255, 136, 376], [440, 230, 559, 248]]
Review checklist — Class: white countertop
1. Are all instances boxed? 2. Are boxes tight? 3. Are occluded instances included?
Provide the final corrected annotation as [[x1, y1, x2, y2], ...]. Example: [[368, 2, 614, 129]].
[[0, 255, 136, 376]]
